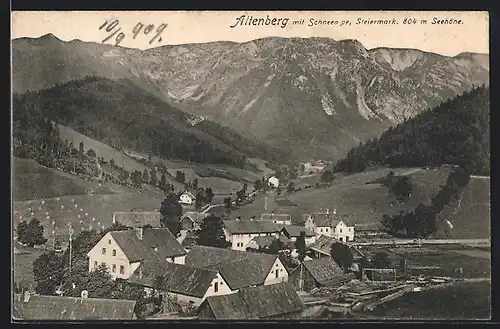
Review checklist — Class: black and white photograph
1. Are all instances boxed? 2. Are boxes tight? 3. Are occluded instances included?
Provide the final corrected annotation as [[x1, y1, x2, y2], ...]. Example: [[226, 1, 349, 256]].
[[11, 10, 490, 321]]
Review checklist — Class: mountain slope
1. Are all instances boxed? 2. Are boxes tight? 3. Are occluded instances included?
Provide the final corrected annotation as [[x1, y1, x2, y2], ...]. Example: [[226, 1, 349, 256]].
[[334, 86, 490, 176], [12, 35, 489, 161], [13, 76, 286, 168]]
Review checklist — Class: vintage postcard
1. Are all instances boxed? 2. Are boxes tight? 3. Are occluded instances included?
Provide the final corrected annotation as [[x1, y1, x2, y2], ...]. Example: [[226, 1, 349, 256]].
[[11, 11, 490, 321]]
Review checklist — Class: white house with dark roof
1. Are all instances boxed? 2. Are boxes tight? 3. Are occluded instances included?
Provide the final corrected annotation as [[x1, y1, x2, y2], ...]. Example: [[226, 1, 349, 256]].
[[180, 212, 208, 231], [179, 191, 196, 205], [87, 227, 187, 280], [279, 225, 317, 246], [303, 211, 355, 242], [112, 211, 161, 228], [223, 220, 281, 251], [127, 261, 237, 307], [260, 213, 292, 225], [185, 245, 289, 290]]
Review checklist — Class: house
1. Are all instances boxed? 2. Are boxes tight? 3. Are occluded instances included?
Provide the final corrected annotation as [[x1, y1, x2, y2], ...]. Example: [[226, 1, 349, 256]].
[[180, 212, 208, 231], [279, 225, 317, 246], [223, 220, 280, 251], [289, 257, 355, 292], [127, 261, 236, 307], [179, 191, 196, 205], [246, 235, 292, 251], [185, 245, 289, 290], [87, 227, 187, 280], [267, 176, 279, 188], [260, 213, 292, 225], [197, 282, 304, 320], [308, 235, 369, 265], [303, 212, 355, 242], [12, 291, 136, 320], [112, 211, 161, 228]]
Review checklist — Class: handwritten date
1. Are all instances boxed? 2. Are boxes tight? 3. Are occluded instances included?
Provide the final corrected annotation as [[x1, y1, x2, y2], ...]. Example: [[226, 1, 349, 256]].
[[98, 20, 168, 46]]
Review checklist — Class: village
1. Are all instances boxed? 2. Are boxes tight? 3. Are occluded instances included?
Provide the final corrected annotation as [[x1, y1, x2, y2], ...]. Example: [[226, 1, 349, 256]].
[[12, 167, 491, 321]]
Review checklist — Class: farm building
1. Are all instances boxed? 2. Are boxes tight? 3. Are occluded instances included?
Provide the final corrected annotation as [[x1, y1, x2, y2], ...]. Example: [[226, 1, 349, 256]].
[[180, 212, 208, 231], [304, 212, 355, 242], [267, 176, 280, 188], [223, 220, 281, 251], [279, 225, 317, 246], [197, 282, 304, 320], [112, 211, 161, 228], [246, 235, 293, 251], [127, 261, 236, 307], [288, 257, 355, 292], [185, 246, 289, 290], [13, 292, 136, 320], [260, 213, 292, 225], [87, 227, 187, 280], [179, 192, 196, 205]]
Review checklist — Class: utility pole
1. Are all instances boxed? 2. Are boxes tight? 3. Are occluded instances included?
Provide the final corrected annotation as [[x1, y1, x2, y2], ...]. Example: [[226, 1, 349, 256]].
[[68, 223, 74, 277]]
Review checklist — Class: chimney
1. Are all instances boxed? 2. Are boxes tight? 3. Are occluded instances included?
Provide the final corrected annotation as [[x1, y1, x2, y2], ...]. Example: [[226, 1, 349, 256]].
[[81, 290, 89, 299], [135, 227, 143, 240], [23, 291, 31, 303], [235, 216, 241, 221], [249, 216, 255, 221]]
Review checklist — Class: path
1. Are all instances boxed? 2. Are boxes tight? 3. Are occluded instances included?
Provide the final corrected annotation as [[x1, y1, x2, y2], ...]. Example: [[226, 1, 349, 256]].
[[352, 238, 490, 247]]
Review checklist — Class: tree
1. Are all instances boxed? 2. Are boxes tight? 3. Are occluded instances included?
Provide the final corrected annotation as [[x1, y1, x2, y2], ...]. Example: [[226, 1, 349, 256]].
[[286, 181, 296, 193], [192, 178, 199, 190], [33, 251, 64, 295], [81, 264, 117, 298], [150, 169, 157, 186], [18, 218, 47, 247], [265, 239, 286, 255], [119, 170, 129, 183], [196, 215, 231, 248], [295, 231, 307, 261], [389, 176, 415, 201], [86, 148, 96, 159], [195, 190, 207, 211], [142, 169, 149, 185], [330, 243, 353, 273], [159, 173, 167, 191], [16, 220, 28, 241], [254, 179, 263, 191], [205, 188, 214, 204], [159, 193, 182, 237], [79, 141, 84, 154], [371, 252, 392, 269], [321, 170, 334, 183], [130, 170, 143, 187], [109, 158, 115, 167], [175, 171, 185, 183], [223, 197, 232, 210]]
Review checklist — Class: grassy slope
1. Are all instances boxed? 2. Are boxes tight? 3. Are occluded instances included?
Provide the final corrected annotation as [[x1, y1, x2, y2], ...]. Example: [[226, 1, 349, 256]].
[[12, 157, 113, 201]]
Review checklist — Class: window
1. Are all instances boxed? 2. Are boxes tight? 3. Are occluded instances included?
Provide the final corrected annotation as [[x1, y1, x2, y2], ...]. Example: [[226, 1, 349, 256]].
[[326, 228, 329, 232], [346, 236, 350, 242], [94, 261, 97, 268], [275, 269, 279, 278], [112, 249, 116, 256], [320, 228, 323, 233], [349, 228, 352, 232], [339, 237, 343, 242], [112, 264, 116, 273], [108, 239, 111, 244], [102, 248, 106, 255], [120, 265, 124, 274], [340, 229, 343, 233], [214, 282, 219, 293]]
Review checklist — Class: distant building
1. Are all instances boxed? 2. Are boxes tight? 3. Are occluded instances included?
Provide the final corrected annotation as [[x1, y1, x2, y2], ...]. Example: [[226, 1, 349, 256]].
[[223, 220, 281, 251], [179, 191, 196, 205], [260, 213, 292, 225], [185, 245, 289, 290], [267, 176, 280, 188], [112, 211, 161, 228], [303, 212, 355, 242], [279, 225, 317, 246], [87, 227, 187, 280], [288, 257, 355, 292], [308, 235, 369, 264], [197, 282, 304, 320], [246, 235, 292, 251], [13, 292, 136, 320], [180, 212, 208, 231], [128, 261, 236, 307]]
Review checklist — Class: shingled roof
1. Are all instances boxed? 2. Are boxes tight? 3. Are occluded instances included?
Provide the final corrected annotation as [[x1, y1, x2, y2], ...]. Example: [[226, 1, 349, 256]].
[[185, 246, 279, 290], [199, 282, 304, 319], [223, 220, 280, 234], [308, 235, 337, 256], [104, 228, 186, 263], [112, 212, 161, 228], [181, 212, 207, 224], [260, 213, 292, 222], [301, 257, 346, 286], [304, 213, 354, 227], [128, 261, 219, 298], [13, 294, 136, 320], [280, 225, 316, 238]]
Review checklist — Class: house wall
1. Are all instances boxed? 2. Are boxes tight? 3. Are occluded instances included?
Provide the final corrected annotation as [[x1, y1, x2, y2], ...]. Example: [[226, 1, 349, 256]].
[[264, 258, 289, 285], [271, 219, 292, 225], [289, 264, 318, 292], [246, 240, 260, 250], [230, 232, 280, 251], [334, 222, 355, 242], [202, 272, 237, 300], [304, 217, 315, 232], [166, 255, 186, 265], [180, 194, 194, 205], [87, 232, 136, 279], [316, 226, 333, 237]]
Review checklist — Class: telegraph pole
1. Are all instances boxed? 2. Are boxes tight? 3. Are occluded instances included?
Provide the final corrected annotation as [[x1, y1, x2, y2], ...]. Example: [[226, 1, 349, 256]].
[[68, 223, 74, 276]]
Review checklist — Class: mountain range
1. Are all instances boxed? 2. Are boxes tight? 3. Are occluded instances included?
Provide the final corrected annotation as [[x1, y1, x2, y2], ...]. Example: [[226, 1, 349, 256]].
[[12, 34, 489, 161]]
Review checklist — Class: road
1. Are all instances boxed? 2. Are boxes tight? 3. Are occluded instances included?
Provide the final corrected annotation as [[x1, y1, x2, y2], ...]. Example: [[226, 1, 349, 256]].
[[352, 238, 490, 247]]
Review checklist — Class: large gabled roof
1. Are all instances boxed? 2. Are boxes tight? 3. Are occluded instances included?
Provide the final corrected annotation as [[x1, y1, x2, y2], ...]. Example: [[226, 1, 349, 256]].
[[112, 211, 161, 228], [223, 220, 280, 234]]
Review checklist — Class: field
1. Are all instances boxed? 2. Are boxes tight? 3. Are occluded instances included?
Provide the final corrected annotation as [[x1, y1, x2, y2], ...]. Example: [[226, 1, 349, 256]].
[[13, 244, 45, 290], [13, 157, 114, 201], [365, 281, 491, 320]]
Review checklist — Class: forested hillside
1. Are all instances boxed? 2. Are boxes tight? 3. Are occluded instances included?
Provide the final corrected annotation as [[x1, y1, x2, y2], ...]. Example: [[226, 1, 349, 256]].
[[13, 76, 286, 169], [334, 86, 490, 175]]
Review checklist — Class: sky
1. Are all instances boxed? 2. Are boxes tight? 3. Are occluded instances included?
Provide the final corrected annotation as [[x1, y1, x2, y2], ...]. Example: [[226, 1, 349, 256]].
[[11, 11, 489, 57]]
